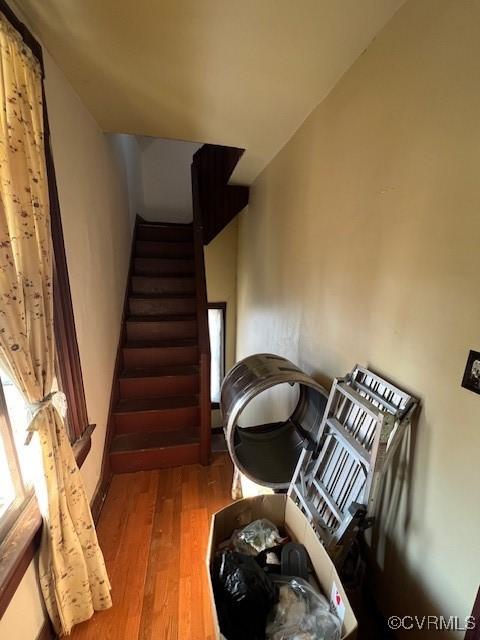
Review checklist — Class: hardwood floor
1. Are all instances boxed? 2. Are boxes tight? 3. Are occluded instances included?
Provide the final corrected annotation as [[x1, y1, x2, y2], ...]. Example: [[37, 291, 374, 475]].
[[70, 453, 233, 640]]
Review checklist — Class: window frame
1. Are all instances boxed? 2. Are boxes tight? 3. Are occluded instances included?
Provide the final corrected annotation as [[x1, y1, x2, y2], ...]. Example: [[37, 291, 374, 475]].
[[45, 90, 90, 444], [208, 302, 227, 409], [0, 0, 93, 618], [0, 379, 29, 543]]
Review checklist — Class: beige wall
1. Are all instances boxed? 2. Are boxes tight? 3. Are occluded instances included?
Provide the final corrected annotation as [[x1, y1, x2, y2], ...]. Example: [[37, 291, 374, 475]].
[[109, 134, 203, 226], [0, 37, 131, 640], [108, 133, 143, 231], [141, 138, 201, 223], [236, 0, 480, 635], [0, 564, 46, 640], [205, 218, 238, 427], [205, 218, 238, 373], [44, 50, 131, 501]]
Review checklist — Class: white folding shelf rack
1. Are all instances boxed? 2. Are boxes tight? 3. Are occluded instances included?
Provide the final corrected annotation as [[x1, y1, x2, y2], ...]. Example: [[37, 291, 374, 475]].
[[288, 365, 418, 565]]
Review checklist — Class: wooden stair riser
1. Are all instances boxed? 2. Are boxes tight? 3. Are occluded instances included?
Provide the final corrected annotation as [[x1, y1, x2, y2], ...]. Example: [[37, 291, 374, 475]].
[[114, 405, 200, 434], [136, 225, 193, 243], [134, 257, 194, 276], [126, 320, 197, 341], [131, 276, 195, 295], [110, 443, 200, 473], [119, 374, 199, 399], [129, 296, 196, 316], [123, 345, 199, 368], [135, 241, 193, 258]]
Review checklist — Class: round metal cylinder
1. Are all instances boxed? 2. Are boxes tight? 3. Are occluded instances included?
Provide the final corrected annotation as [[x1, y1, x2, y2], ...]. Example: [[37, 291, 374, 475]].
[[220, 353, 329, 489]]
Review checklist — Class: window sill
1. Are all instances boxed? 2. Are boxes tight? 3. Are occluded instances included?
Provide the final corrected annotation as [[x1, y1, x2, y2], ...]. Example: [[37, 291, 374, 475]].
[[72, 423, 95, 468], [0, 424, 96, 618]]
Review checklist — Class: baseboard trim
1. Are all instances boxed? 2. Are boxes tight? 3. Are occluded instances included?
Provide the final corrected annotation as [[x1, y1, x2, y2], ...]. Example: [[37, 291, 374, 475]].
[[35, 618, 56, 640], [90, 470, 112, 524]]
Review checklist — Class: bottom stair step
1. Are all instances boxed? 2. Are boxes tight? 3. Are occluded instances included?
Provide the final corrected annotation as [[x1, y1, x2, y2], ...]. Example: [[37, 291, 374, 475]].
[[110, 430, 200, 473], [113, 395, 199, 434]]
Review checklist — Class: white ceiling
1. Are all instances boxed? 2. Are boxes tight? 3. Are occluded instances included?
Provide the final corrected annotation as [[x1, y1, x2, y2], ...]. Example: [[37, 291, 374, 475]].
[[16, 0, 404, 184]]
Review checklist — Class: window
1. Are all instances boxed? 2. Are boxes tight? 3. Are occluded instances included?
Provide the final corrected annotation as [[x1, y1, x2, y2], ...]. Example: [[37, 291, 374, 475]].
[[0, 364, 68, 541], [208, 303, 226, 405], [0, 369, 31, 542], [1, 369, 34, 485]]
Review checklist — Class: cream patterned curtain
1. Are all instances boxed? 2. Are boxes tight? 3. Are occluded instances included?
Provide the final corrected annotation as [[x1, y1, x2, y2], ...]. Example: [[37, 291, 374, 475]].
[[0, 13, 111, 635]]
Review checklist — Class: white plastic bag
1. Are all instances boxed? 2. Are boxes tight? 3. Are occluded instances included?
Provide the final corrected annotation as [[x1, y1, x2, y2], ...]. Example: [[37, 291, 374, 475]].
[[266, 577, 341, 640], [231, 518, 284, 555]]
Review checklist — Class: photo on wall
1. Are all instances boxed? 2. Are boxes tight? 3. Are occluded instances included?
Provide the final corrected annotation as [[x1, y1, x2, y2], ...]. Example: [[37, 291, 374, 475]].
[[461, 350, 480, 395]]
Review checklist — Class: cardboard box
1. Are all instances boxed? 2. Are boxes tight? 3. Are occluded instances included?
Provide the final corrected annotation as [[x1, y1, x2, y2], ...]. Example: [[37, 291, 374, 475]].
[[207, 493, 358, 639]]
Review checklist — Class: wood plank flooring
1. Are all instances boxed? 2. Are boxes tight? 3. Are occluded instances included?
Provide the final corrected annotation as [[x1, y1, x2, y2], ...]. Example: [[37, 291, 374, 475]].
[[70, 453, 233, 640]]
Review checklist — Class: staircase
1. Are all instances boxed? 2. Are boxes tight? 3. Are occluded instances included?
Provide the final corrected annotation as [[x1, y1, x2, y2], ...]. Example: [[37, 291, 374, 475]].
[[107, 144, 248, 475], [109, 220, 209, 473]]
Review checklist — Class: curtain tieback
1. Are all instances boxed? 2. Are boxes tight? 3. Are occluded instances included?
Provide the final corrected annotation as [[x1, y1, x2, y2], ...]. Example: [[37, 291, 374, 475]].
[[25, 391, 67, 445]]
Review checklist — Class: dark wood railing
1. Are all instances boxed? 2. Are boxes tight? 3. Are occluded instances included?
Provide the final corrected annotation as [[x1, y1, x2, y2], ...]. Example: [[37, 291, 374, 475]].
[[191, 143, 249, 464], [192, 144, 249, 245], [191, 162, 211, 465]]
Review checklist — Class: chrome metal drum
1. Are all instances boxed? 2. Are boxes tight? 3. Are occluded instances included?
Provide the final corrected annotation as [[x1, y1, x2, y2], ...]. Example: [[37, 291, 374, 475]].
[[220, 353, 329, 489]]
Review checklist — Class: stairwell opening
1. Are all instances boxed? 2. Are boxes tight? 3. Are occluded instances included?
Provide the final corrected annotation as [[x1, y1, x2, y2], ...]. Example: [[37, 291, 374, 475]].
[[106, 134, 248, 470]]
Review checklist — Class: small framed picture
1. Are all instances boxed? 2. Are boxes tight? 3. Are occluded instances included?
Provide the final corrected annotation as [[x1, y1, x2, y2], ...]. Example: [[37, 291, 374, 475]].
[[461, 350, 480, 395]]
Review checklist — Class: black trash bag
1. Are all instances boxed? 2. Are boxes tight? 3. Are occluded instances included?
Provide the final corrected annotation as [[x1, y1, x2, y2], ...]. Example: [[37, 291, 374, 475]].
[[212, 550, 279, 640]]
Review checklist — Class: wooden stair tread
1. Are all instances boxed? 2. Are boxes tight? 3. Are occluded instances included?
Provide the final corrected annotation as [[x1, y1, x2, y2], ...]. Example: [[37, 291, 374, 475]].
[[130, 275, 196, 296], [135, 242, 194, 259], [136, 240, 193, 249], [127, 314, 197, 322], [134, 255, 194, 263], [137, 224, 193, 237], [115, 395, 199, 413], [120, 365, 199, 379], [124, 338, 198, 349], [132, 271, 195, 280], [134, 255, 193, 261], [111, 430, 199, 453], [136, 235, 193, 244], [138, 221, 192, 226], [129, 293, 196, 300], [138, 223, 192, 229], [133, 273, 195, 280], [132, 273, 195, 279], [133, 271, 195, 277]]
